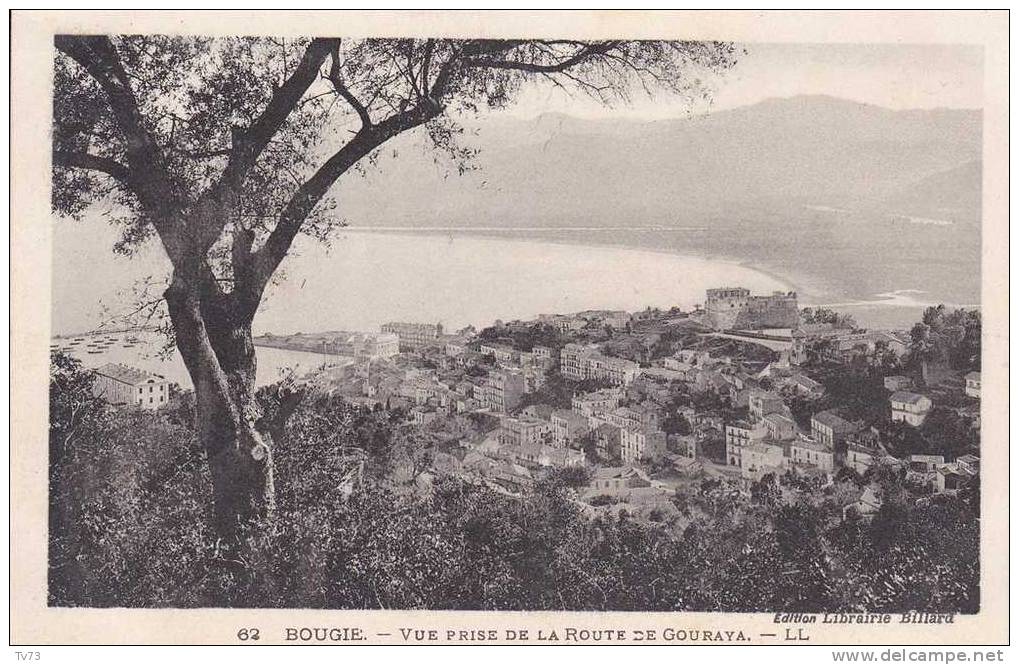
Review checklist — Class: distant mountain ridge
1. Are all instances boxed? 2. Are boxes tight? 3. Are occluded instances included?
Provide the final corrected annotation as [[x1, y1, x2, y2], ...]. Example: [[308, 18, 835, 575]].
[[335, 95, 982, 227]]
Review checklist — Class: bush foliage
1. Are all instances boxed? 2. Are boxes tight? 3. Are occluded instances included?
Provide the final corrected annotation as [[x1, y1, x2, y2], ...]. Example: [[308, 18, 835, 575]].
[[49, 354, 979, 611]]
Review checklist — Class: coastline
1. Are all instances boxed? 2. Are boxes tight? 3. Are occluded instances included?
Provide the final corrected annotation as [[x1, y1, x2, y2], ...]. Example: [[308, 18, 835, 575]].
[[337, 225, 832, 306]]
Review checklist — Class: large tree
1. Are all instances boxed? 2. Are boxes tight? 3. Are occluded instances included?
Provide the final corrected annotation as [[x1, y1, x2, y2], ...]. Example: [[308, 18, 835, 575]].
[[52, 35, 738, 540]]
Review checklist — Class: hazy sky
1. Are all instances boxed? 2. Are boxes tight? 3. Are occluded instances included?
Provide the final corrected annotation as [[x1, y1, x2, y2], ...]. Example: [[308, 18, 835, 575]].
[[510, 42, 984, 119], [50, 40, 985, 335]]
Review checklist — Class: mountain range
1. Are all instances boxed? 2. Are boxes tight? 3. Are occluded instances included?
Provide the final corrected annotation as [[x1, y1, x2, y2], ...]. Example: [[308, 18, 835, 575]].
[[335, 95, 982, 227]]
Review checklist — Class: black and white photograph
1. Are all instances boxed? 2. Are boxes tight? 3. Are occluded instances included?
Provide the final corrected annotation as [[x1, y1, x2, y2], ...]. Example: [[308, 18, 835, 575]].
[[10, 9, 1009, 648]]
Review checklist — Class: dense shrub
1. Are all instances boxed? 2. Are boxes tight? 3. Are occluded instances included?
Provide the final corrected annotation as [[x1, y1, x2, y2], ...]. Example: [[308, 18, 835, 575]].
[[48, 354, 980, 612]]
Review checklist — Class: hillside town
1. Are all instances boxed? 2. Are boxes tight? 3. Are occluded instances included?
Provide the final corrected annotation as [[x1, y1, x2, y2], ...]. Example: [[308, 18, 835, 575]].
[[82, 287, 981, 527], [175, 286, 978, 525]]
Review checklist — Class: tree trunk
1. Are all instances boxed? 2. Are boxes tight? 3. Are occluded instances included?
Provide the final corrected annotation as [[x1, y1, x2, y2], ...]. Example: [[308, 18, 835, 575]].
[[165, 275, 275, 543]]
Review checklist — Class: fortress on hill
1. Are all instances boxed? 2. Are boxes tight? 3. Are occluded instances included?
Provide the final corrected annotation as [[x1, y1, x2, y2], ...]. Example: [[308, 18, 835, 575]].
[[703, 287, 799, 331]]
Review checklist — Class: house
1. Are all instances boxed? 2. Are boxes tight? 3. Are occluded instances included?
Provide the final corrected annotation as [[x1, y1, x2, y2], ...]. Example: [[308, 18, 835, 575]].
[[788, 439, 835, 472], [965, 371, 981, 399], [883, 375, 913, 392], [811, 410, 858, 447], [843, 485, 883, 521], [489, 460, 534, 493], [586, 466, 651, 492], [907, 454, 945, 488], [497, 417, 550, 447], [550, 409, 590, 448], [740, 442, 785, 480], [92, 363, 170, 409], [844, 442, 878, 475], [934, 459, 979, 494], [725, 419, 767, 467], [545, 447, 586, 467], [620, 426, 667, 464], [890, 391, 933, 427], [784, 373, 825, 398]]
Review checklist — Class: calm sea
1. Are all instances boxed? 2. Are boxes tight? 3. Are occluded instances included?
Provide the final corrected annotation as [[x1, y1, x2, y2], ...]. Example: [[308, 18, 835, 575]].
[[52, 225, 972, 386]]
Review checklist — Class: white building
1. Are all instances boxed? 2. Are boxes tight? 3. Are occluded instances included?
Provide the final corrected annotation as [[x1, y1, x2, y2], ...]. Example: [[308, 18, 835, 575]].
[[740, 442, 785, 480], [93, 363, 169, 409], [497, 417, 551, 447], [725, 419, 767, 467], [380, 321, 443, 350], [788, 439, 835, 472], [572, 387, 623, 421], [890, 391, 933, 427], [559, 343, 639, 386], [619, 426, 667, 464], [845, 442, 877, 475], [811, 410, 857, 447]]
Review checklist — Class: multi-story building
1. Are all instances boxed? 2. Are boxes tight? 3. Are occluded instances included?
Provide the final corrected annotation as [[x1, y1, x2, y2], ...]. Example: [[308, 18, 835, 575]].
[[725, 419, 767, 467], [354, 332, 399, 360], [478, 370, 526, 414], [93, 363, 170, 409], [740, 442, 785, 480], [788, 439, 835, 472], [560, 343, 590, 381], [479, 343, 520, 366], [379, 321, 443, 351], [620, 426, 667, 464], [498, 417, 551, 448], [550, 409, 590, 448], [572, 387, 623, 420], [890, 391, 933, 427], [443, 335, 472, 357], [559, 343, 639, 386], [531, 345, 554, 365], [845, 442, 877, 475], [597, 404, 658, 432], [811, 410, 858, 447]]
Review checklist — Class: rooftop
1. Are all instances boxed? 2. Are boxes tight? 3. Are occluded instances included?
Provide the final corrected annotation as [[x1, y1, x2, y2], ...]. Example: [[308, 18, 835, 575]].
[[812, 410, 856, 431], [889, 391, 930, 405], [94, 363, 165, 386]]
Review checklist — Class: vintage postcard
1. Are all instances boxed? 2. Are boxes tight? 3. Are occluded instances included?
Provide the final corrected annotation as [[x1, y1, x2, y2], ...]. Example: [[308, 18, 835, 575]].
[[10, 10, 1009, 647]]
